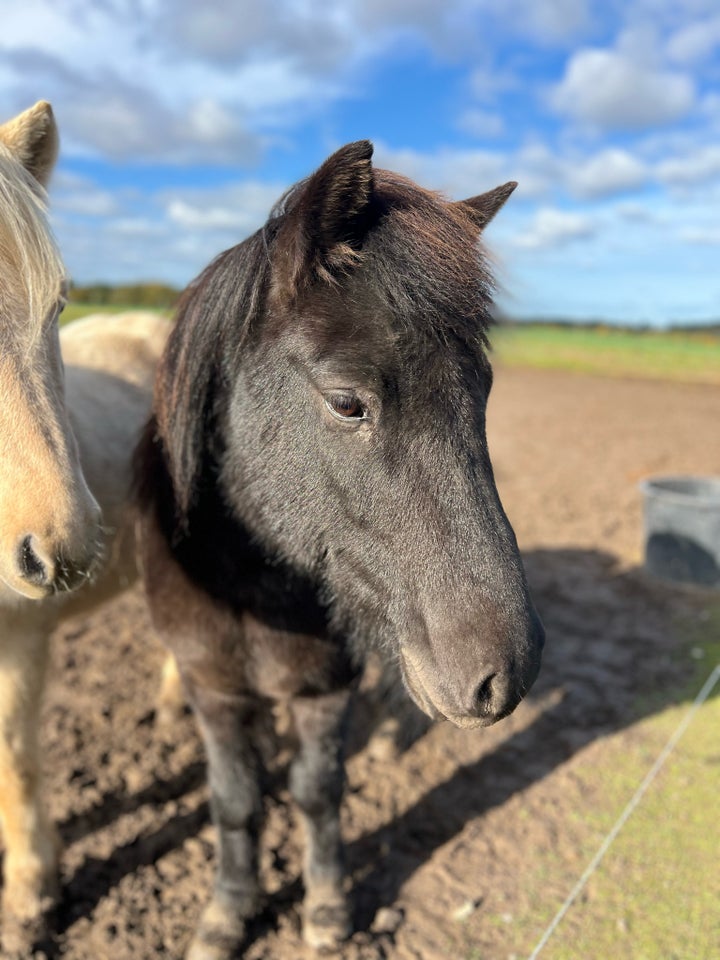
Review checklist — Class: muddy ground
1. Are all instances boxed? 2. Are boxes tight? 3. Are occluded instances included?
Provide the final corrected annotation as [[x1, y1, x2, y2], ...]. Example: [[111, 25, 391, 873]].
[[11, 366, 720, 959]]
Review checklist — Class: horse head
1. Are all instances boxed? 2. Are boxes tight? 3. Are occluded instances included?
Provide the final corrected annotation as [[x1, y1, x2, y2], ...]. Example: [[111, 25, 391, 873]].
[[0, 102, 101, 598], [154, 141, 544, 728]]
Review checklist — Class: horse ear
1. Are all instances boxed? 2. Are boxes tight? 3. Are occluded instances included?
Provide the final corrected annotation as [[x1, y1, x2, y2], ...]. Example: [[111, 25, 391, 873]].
[[0, 101, 59, 187], [277, 140, 374, 295], [454, 181, 517, 230]]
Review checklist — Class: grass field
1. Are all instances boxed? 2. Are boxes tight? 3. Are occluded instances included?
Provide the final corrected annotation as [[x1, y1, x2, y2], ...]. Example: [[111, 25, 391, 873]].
[[521, 690, 719, 960], [515, 686, 720, 960], [61, 302, 168, 326], [480, 605, 720, 960], [490, 323, 720, 386]]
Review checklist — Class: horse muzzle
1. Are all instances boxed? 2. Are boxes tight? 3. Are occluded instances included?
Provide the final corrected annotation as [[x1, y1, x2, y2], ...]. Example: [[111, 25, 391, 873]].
[[399, 653, 503, 728], [399, 627, 543, 730], [12, 532, 102, 598]]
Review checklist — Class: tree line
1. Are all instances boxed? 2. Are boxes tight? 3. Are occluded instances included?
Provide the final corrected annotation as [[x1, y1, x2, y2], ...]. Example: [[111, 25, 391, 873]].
[[69, 282, 181, 309]]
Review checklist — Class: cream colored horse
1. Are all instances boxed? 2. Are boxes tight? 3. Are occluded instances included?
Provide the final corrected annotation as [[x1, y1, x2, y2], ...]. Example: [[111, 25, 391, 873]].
[[0, 102, 170, 952], [0, 102, 101, 598]]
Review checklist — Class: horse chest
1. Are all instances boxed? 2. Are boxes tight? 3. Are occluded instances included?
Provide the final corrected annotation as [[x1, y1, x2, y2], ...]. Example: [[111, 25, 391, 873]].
[[147, 521, 355, 700], [242, 614, 353, 699]]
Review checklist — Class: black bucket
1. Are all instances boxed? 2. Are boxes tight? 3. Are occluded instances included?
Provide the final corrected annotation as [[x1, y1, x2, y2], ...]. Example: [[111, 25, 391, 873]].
[[640, 476, 720, 587]]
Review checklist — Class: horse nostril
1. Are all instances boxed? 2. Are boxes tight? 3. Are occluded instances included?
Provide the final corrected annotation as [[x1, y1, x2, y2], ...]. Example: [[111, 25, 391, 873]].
[[18, 535, 48, 586], [473, 671, 497, 717]]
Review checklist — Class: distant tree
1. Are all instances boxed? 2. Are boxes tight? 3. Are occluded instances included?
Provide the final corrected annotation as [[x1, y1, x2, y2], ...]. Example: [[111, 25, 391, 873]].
[[68, 281, 181, 309]]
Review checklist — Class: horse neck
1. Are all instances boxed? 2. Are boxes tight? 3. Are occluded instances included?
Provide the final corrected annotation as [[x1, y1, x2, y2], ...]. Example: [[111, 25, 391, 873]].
[[144, 430, 329, 635]]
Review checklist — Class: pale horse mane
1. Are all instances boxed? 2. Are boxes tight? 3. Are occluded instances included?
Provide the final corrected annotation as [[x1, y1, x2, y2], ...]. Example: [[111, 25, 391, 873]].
[[0, 144, 67, 357]]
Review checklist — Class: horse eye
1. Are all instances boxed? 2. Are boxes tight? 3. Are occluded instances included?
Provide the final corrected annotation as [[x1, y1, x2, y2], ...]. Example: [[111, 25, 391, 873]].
[[324, 392, 366, 421]]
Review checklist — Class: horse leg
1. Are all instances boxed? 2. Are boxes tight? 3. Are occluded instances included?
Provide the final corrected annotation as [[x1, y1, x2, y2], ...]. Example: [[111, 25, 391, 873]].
[[185, 685, 262, 960], [288, 689, 352, 949], [0, 623, 59, 949], [155, 652, 185, 727]]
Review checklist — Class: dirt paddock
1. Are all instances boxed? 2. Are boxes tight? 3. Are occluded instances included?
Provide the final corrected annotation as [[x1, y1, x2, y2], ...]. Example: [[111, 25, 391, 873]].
[[8, 366, 720, 959]]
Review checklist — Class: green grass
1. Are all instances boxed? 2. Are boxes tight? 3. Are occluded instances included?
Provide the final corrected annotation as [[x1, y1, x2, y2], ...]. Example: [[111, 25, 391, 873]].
[[482, 602, 720, 960], [490, 324, 720, 386], [61, 302, 168, 326], [541, 689, 720, 960]]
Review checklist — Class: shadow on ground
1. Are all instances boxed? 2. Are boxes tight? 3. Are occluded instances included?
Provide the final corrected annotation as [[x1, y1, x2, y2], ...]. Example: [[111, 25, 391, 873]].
[[4, 545, 715, 959]]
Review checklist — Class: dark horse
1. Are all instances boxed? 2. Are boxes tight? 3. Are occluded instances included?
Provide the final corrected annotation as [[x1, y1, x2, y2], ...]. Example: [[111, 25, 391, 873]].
[[135, 141, 545, 960]]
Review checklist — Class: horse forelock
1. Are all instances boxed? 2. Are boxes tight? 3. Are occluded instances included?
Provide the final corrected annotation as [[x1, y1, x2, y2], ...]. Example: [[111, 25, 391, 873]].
[[367, 170, 495, 341], [0, 146, 66, 354]]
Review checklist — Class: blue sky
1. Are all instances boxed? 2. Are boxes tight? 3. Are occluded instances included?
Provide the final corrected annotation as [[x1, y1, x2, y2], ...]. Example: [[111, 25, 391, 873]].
[[3, 0, 720, 325]]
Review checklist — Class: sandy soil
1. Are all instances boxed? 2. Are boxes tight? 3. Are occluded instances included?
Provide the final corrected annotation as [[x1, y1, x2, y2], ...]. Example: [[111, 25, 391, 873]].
[[9, 366, 720, 959]]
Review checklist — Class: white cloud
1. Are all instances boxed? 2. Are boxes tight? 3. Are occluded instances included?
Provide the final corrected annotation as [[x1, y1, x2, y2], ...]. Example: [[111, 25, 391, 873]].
[[66, 90, 261, 164], [666, 16, 720, 62], [504, 0, 594, 42], [568, 148, 648, 197], [1, 46, 264, 164], [614, 201, 658, 223], [54, 190, 118, 217], [2, 0, 703, 177], [372, 143, 511, 200], [656, 146, 720, 185], [106, 218, 166, 237], [186, 100, 241, 146], [52, 171, 119, 217], [457, 108, 505, 139], [511, 143, 564, 197], [0, 0, 598, 169], [679, 226, 720, 244], [374, 141, 653, 204], [159, 0, 355, 71], [164, 181, 285, 233], [468, 63, 521, 103], [166, 201, 241, 232], [52, 175, 288, 286], [512, 208, 596, 248], [0, 2, 342, 164], [372, 141, 574, 202], [551, 48, 695, 129]]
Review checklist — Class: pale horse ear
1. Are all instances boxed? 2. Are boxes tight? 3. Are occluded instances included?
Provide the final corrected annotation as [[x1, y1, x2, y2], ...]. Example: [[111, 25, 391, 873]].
[[0, 101, 59, 187], [452, 181, 518, 230]]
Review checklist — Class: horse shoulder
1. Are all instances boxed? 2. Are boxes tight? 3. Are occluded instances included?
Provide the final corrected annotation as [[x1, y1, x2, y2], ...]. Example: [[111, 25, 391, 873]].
[[54, 312, 171, 616]]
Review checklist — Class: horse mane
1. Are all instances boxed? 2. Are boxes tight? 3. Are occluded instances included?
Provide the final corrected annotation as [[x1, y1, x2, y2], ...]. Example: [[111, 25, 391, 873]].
[[145, 222, 278, 519], [144, 165, 498, 521], [0, 146, 66, 354], [358, 169, 496, 342]]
